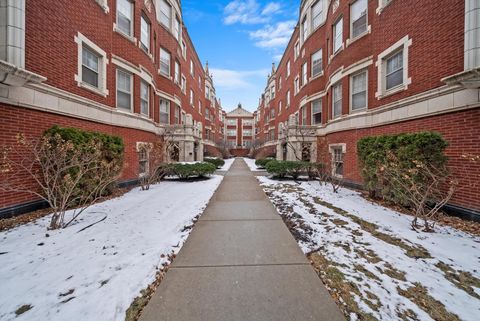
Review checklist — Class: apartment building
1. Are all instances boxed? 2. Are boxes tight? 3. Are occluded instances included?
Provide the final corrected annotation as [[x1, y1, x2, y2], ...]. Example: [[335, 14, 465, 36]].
[[254, 0, 480, 215], [0, 0, 225, 213], [225, 104, 255, 157]]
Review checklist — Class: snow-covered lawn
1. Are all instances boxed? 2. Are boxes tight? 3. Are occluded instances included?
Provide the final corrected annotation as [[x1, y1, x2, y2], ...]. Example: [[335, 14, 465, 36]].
[[258, 176, 480, 321], [243, 157, 265, 171], [219, 158, 235, 171], [0, 176, 223, 321]]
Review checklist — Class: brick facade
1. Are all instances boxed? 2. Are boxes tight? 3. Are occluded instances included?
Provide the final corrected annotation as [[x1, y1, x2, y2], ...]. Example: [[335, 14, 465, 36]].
[[254, 0, 480, 213]]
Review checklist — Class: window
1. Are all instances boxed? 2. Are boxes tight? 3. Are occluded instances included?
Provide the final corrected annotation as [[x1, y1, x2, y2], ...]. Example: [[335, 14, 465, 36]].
[[160, 99, 170, 124], [181, 75, 186, 93], [271, 108, 275, 119], [312, 49, 322, 77], [205, 108, 210, 119], [181, 40, 186, 58], [302, 105, 308, 125], [244, 129, 252, 136], [190, 60, 194, 76], [243, 119, 253, 126], [351, 0, 367, 38], [302, 15, 308, 41], [160, 0, 171, 28], [312, 0, 324, 30], [278, 77, 282, 90], [244, 140, 252, 148], [332, 82, 342, 118], [227, 129, 237, 136], [82, 46, 100, 88], [386, 50, 403, 90], [333, 18, 343, 53], [174, 16, 180, 40], [332, 147, 344, 176], [140, 15, 150, 52], [287, 60, 291, 77], [138, 147, 148, 176], [312, 99, 322, 124], [116, 69, 132, 111], [175, 105, 181, 124], [279, 101, 282, 114], [190, 89, 194, 105], [140, 80, 149, 116], [227, 119, 236, 126], [159, 48, 170, 77], [294, 41, 300, 60], [294, 76, 300, 94], [287, 90, 291, 106], [174, 60, 180, 84], [116, 0, 133, 36], [351, 70, 367, 111], [271, 85, 275, 98], [302, 63, 308, 86]]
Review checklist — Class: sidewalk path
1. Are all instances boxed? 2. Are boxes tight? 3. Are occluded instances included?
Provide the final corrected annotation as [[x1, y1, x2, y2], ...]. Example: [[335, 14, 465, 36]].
[[139, 158, 345, 321]]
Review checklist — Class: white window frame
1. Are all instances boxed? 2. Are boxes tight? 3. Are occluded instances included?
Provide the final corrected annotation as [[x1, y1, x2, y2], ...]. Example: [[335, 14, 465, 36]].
[[159, 48, 171, 77], [116, 68, 133, 112], [190, 89, 194, 106], [159, 0, 172, 29], [333, 17, 343, 54], [329, 144, 346, 178], [140, 80, 150, 117], [116, 0, 134, 37], [350, 69, 368, 112], [181, 75, 186, 94], [286, 90, 291, 106], [294, 75, 300, 94], [302, 62, 308, 86], [174, 60, 180, 84], [350, 0, 368, 40], [311, 99, 322, 125], [301, 15, 309, 42], [286, 60, 291, 77], [159, 99, 170, 124], [137, 146, 149, 177], [181, 40, 187, 59], [140, 15, 151, 53], [174, 16, 181, 41], [375, 35, 412, 98], [74, 32, 109, 96], [190, 60, 194, 77], [294, 40, 300, 60], [312, 49, 323, 78], [332, 82, 342, 119], [311, 0, 324, 30], [376, 0, 394, 14]]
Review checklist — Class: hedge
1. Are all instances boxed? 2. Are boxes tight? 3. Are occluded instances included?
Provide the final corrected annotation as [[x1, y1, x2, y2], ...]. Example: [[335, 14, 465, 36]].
[[43, 125, 124, 198], [357, 132, 448, 204], [255, 158, 275, 169], [170, 162, 216, 179], [204, 157, 225, 169], [265, 160, 320, 179]]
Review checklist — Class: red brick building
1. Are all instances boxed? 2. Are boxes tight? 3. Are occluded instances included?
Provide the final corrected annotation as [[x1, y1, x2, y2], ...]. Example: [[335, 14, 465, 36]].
[[225, 104, 255, 157], [0, 0, 225, 214], [254, 0, 480, 215]]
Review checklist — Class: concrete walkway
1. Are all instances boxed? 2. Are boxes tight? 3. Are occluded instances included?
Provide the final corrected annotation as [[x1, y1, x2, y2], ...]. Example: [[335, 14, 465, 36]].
[[139, 158, 345, 321]]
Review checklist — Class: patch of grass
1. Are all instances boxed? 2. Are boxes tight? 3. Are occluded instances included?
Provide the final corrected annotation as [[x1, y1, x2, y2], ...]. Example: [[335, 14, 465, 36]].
[[355, 248, 382, 264], [354, 264, 381, 282], [309, 252, 379, 321], [397, 283, 461, 321], [435, 261, 480, 299], [15, 304, 32, 316], [333, 241, 352, 253], [364, 290, 381, 312], [377, 263, 407, 281], [331, 218, 349, 226], [397, 308, 420, 321], [313, 197, 431, 259]]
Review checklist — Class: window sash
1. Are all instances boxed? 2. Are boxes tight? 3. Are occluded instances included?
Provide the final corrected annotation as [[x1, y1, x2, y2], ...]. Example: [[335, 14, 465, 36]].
[[333, 18, 343, 53], [117, 0, 132, 35], [174, 61, 180, 83], [312, 0, 323, 29], [140, 81, 149, 116], [160, 49, 170, 76], [140, 16, 150, 51], [312, 50, 322, 77], [159, 99, 170, 124], [82, 47, 100, 87], [302, 16, 308, 40], [351, 71, 367, 110], [386, 51, 404, 90], [302, 63, 308, 85], [160, 0, 171, 28], [302, 106, 308, 125], [116, 69, 132, 110], [333, 83, 342, 117], [174, 17, 180, 40], [351, 0, 367, 38]]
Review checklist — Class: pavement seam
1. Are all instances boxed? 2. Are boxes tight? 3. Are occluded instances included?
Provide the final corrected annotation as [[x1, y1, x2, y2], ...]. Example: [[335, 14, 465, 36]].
[[171, 262, 311, 269]]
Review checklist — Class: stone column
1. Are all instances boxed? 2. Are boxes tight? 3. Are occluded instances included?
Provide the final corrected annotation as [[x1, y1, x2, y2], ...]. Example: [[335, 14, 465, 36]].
[[465, 0, 480, 70], [0, 0, 25, 68]]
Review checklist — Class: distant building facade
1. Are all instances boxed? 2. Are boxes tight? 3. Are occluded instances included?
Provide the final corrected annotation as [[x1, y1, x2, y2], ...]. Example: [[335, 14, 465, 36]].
[[224, 104, 255, 157], [254, 0, 480, 214]]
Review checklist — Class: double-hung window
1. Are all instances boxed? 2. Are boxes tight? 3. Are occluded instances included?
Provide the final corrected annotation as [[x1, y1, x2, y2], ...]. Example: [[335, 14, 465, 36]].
[[190, 90, 194, 105], [302, 63, 308, 86], [116, 69, 132, 111], [386, 50, 403, 90], [140, 15, 150, 52], [175, 105, 181, 124], [332, 147, 344, 176], [332, 82, 342, 118], [82, 46, 100, 88], [312, 99, 322, 124], [312, 49, 322, 77], [286, 90, 291, 106], [160, 0, 171, 28], [351, 70, 367, 111], [140, 80, 150, 116], [174, 16, 180, 40], [312, 0, 323, 30], [159, 99, 170, 124], [138, 148, 148, 176], [116, 0, 133, 36], [174, 61, 180, 84], [160, 48, 170, 77], [302, 16, 308, 41], [333, 18, 343, 53], [351, 0, 367, 38], [190, 60, 194, 76], [286, 60, 291, 77], [302, 106, 308, 125]]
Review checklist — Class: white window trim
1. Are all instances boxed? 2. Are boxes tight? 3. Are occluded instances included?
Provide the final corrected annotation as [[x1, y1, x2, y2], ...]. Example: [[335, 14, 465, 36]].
[[114, 0, 135, 41], [310, 0, 326, 33], [74, 32, 109, 97], [95, 0, 110, 13], [311, 49, 323, 79], [159, 48, 171, 78], [375, 35, 412, 99], [302, 62, 308, 87], [332, 82, 342, 119], [347, 0, 370, 46], [328, 143, 346, 178], [294, 39, 300, 61], [349, 69, 368, 113], [140, 80, 150, 117], [311, 99, 322, 125], [116, 68, 133, 113], [159, 99, 170, 124], [376, 0, 394, 15]]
